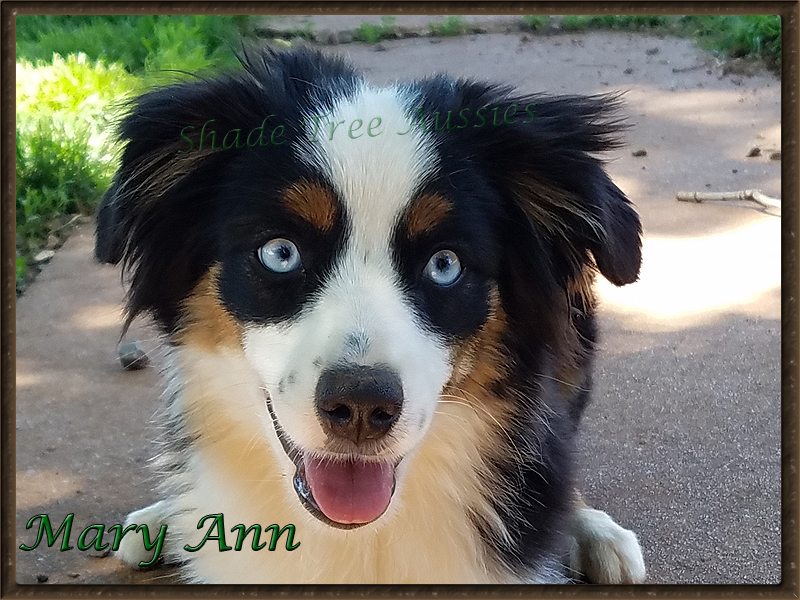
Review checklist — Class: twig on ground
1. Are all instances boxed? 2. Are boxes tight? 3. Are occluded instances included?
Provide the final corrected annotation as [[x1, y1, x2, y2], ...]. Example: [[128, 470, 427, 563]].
[[672, 63, 706, 73], [51, 214, 81, 233], [676, 189, 781, 211]]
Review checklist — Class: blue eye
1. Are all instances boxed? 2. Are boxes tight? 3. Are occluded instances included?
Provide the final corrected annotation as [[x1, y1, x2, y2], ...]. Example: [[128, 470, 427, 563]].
[[424, 250, 462, 286], [258, 238, 302, 273]]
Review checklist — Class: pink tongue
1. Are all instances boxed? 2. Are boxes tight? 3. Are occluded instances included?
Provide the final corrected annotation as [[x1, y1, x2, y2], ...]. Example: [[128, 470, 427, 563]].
[[304, 457, 394, 524]]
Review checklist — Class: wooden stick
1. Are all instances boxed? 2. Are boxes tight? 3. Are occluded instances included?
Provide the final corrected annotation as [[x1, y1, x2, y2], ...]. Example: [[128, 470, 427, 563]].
[[672, 63, 706, 73], [676, 189, 781, 211], [51, 214, 81, 233]]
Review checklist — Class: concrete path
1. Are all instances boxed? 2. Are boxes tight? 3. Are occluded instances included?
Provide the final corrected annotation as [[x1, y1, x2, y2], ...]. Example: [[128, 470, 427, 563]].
[[254, 14, 550, 48], [16, 30, 781, 585]]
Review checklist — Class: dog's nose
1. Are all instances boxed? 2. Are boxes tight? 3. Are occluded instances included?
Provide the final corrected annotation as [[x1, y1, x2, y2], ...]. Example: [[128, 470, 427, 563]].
[[315, 365, 403, 444]]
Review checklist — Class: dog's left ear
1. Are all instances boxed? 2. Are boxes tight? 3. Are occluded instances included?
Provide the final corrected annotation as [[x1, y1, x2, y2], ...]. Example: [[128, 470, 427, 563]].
[[510, 96, 641, 286], [95, 176, 127, 264], [567, 163, 642, 286], [464, 89, 642, 285]]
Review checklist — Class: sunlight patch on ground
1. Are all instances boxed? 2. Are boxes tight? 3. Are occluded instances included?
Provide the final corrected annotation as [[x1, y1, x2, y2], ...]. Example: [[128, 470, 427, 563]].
[[17, 469, 85, 511], [71, 303, 124, 330], [16, 370, 41, 388], [634, 89, 756, 127], [597, 217, 780, 329]]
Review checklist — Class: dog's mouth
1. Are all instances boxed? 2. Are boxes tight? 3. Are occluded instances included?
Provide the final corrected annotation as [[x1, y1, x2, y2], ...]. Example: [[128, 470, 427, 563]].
[[265, 394, 398, 529], [294, 455, 397, 528]]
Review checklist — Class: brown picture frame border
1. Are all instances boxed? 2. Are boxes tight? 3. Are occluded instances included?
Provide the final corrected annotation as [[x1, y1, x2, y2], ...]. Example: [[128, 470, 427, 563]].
[[2, 2, 796, 597]]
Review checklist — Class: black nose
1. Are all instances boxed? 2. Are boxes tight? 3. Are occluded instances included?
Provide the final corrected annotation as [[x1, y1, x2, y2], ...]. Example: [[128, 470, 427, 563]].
[[315, 365, 403, 445]]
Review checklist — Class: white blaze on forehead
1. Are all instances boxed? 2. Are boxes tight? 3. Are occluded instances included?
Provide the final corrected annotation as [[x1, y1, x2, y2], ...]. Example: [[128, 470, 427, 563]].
[[296, 85, 438, 254], [243, 86, 450, 454]]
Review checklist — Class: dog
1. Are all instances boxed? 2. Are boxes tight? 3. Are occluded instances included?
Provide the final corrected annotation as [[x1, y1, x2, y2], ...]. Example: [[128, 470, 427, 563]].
[[95, 48, 645, 584]]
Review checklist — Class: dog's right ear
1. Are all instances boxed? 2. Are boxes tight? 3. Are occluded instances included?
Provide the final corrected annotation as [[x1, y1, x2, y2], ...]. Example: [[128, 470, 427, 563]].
[[91, 77, 252, 329], [94, 176, 126, 264], [94, 49, 360, 331]]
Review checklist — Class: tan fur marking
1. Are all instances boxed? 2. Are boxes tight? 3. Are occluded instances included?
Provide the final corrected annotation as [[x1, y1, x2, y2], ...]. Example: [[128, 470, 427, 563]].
[[405, 193, 453, 238], [117, 144, 216, 207], [513, 177, 601, 239], [428, 287, 518, 575], [567, 263, 598, 315], [282, 181, 337, 232], [176, 265, 243, 350], [447, 287, 509, 392], [512, 176, 604, 276]]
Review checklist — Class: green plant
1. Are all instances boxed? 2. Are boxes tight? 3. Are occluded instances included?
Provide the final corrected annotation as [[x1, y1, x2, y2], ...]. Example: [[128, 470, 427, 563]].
[[676, 15, 781, 65], [522, 15, 550, 31], [561, 14, 668, 31], [16, 54, 139, 289], [353, 16, 397, 43], [587, 15, 668, 29], [16, 254, 27, 294], [429, 16, 466, 37], [561, 15, 590, 31], [16, 15, 252, 75], [354, 23, 382, 43], [13, 16, 261, 294]]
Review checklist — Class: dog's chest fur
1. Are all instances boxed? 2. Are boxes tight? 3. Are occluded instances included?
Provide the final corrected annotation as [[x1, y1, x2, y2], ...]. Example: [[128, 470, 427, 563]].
[[161, 347, 560, 584]]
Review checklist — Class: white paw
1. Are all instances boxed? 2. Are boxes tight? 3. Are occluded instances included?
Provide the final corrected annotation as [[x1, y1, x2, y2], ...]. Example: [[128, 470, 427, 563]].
[[114, 500, 169, 569], [569, 507, 646, 584]]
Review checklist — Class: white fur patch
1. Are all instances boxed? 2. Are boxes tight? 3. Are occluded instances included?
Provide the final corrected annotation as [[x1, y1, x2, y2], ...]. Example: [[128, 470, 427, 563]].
[[115, 500, 170, 568], [148, 346, 528, 584], [296, 84, 438, 257], [243, 86, 450, 460], [568, 507, 646, 584]]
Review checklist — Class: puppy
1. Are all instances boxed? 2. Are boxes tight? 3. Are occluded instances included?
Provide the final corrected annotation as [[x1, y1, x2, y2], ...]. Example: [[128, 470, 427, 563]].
[[96, 48, 645, 584]]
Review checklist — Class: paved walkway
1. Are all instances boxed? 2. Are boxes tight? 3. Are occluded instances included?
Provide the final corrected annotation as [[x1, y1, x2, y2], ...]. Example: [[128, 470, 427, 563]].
[[258, 13, 531, 35]]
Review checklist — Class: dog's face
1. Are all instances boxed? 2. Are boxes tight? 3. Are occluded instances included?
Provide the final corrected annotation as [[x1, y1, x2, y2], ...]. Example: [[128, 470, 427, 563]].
[[97, 50, 640, 529]]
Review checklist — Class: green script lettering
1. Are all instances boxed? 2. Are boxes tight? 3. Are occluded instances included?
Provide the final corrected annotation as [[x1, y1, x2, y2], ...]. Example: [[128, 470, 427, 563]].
[[264, 524, 300, 551], [136, 523, 168, 568], [19, 513, 74, 551], [108, 523, 139, 551], [77, 524, 109, 552], [184, 514, 232, 552], [231, 524, 267, 551]]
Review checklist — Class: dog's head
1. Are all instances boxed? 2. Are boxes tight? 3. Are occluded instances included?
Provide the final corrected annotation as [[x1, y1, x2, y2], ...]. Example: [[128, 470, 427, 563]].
[[97, 49, 640, 529]]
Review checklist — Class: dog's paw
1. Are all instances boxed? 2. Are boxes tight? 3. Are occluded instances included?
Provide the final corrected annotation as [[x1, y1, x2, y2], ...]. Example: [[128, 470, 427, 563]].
[[115, 501, 169, 569], [568, 507, 646, 584]]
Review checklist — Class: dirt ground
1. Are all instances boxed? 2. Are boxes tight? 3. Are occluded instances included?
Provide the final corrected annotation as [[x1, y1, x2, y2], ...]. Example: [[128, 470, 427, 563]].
[[15, 29, 781, 586]]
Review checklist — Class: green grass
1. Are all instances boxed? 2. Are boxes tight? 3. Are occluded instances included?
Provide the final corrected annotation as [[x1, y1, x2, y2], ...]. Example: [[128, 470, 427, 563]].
[[353, 16, 397, 43], [675, 15, 781, 65], [429, 16, 466, 37], [16, 255, 27, 292], [561, 15, 669, 31], [557, 15, 780, 66], [14, 15, 258, 293], [16, 53, 141, 292], [522, 15, 550, 31], [16, 15, 251, 75]]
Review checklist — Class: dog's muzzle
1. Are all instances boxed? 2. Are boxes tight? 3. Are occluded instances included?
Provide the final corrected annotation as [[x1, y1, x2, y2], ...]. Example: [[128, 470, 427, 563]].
[[267, 365, 405, 529]]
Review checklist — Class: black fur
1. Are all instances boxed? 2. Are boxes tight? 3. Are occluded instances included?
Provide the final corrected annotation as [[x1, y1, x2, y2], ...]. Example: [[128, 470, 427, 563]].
[[96, 49, 359, 332]]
